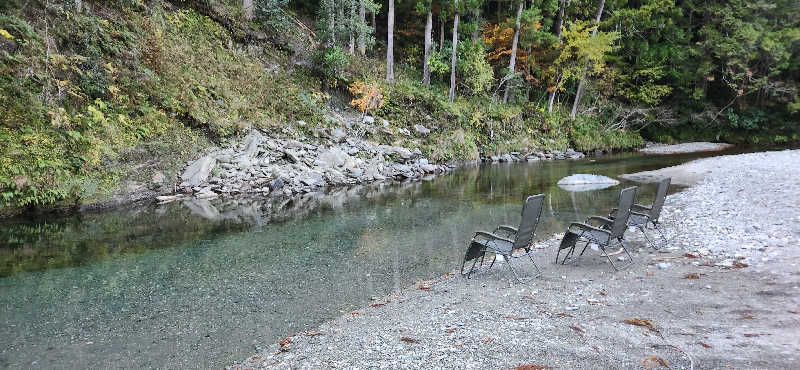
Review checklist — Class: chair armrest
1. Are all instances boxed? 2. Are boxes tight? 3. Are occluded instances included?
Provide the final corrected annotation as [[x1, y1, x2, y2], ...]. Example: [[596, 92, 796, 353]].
[[493, 225, 518, 238], [472, 231, 514, 245], [568, 222, 611, 236], [630, 210, 649, 218], [632, 204, 652, 212], [586, 216, 613, 227]]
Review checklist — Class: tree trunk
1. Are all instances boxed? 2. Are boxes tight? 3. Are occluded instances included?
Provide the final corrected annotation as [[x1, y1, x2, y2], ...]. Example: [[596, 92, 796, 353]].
[[503, 1, 524, 103], [348, 0, 355, 55], [243, 0, 253, 21], [358, 0, 366, 55], [386, 0, 395, 83], [548, 0, 566, 114], [338, 6, 345, 46], [75, 0, 82, 12], [471, 7, 481, 42], [328, 1, 336, 47], [570, 0, 605, 119], [448, 2, 460, 103], [422, 10, 433, 85], [439, 17, 445, 51], [371, 10, 376, 33]]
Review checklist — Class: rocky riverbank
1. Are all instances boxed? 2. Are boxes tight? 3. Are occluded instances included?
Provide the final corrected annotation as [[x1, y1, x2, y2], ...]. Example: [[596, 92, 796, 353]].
[[230, 149, 800, 369], [639, 141, 734, 155], [159, 117, 586, 204]]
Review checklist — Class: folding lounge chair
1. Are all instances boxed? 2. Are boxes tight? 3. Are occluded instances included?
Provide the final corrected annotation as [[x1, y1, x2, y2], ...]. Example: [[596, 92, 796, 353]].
[[608, 177, 671, 249], [461, 194, 545, 281], [556, 186, 637, 271]]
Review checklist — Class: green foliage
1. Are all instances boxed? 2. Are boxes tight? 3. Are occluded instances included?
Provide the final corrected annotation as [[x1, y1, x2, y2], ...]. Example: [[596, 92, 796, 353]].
[[255, 0, 290, 32], [570, 117, 644, 152], [456, 40, 494, 95], [320, 46, 350, 82], [424, 128, 480, 162], [550, 21, 618, 92], [423, 40, 493, 95], [0, 4, 323, 210]]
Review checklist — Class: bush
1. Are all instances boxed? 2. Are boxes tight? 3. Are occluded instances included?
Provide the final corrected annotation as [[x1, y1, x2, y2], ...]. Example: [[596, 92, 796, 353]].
[[570, 116, 643, 152]]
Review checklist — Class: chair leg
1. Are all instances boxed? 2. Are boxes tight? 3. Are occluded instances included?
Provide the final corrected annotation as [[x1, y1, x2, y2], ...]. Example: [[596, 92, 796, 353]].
[[505, 257, 524, 283], [653, 221, 669, 245], [526, 252, 542, 277], [620, 239, 634, 264], [640, 225, 659, 250], [600, 245, 619, 271], [578, 240, 591, 256], [488, 253, 497, 271]]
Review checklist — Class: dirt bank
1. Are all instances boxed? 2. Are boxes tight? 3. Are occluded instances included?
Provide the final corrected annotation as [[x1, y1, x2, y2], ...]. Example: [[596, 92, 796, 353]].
[[231, 150, 800, 369]]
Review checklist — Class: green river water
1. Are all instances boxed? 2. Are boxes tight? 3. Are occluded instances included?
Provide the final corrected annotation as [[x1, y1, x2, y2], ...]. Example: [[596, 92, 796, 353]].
[[0, 150, 741, 368]]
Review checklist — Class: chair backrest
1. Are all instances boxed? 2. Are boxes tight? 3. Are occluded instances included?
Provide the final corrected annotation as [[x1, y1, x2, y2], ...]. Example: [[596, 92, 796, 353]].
[[512, 194, 545, 250], [648, 177, 671, 221], [610, 186, 638, 238]]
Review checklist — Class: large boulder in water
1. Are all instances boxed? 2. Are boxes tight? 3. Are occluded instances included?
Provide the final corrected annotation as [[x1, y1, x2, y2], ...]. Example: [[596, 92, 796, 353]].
[[557, 174, 620, 192]]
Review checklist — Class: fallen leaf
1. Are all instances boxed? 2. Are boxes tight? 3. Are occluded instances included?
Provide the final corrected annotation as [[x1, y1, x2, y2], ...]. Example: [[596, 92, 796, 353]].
[[446, 327, 457, 333], [647, 271, 655, 276], [622, 318, 659, 332], [400, 336, 420, 344], [515, 364, 553, 370], [684, 273, 701, 279], [683, 253, 699, 258], [641, 356, 670, 369], [698, 341, 712, 348], [418, 284, 432, 291], [732, 261, 748, 268], [278, 334, 294, 352], [643, 330, 650, 336], [555, 313, 574, 318], [569, 325, 585, 337], [740, 313, 756, 319], [788, 310, 799, 314], [350, 310, 361, 315], [483, 336, 494, 343], [591, 345, 601, 353], [369, 302, 387, 308], [587, 299, 604, 305], [598, 290, 607, 296], [504, 314, 530, 320], [301, 331, 324, 337]]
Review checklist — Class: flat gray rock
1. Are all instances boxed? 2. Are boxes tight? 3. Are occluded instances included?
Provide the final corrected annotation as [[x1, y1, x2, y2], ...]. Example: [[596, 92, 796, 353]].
[[557, 174, 619, 192], [180, 156, 216, 187]]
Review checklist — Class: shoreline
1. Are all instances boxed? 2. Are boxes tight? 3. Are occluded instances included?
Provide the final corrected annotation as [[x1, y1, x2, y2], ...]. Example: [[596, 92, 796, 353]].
[[230, 149, 800, 369]]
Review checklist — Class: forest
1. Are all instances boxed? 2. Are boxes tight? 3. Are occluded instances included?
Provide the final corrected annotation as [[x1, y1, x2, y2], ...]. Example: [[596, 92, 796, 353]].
[[0, 0, 798, 211]]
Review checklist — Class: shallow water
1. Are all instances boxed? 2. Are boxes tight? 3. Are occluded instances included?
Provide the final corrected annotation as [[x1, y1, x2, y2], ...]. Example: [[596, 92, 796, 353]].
[[0, 149, 742, 368]]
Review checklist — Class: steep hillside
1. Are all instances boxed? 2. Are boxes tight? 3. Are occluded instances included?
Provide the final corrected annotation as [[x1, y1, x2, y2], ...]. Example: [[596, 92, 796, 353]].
[[0, 0, 327, 215]]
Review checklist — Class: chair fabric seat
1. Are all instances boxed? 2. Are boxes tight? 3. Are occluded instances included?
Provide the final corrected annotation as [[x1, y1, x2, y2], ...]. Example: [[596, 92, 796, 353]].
[[567, 226, 610, 244], [627, 213, 648, 227], [472, 237, 513, 254]]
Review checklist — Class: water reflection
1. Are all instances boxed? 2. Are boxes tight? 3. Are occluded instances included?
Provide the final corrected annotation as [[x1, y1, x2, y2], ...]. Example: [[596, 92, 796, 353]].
[[0, 150, 737, 368]]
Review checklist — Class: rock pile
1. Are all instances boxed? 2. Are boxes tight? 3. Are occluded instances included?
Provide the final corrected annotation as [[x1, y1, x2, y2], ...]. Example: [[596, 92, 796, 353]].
[[483, 148, 585, 163], [162, 125, 453, 203]]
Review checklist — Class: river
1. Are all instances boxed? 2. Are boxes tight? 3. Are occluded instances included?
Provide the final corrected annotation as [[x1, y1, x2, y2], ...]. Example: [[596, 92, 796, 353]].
[[0, 149, 742, 368]]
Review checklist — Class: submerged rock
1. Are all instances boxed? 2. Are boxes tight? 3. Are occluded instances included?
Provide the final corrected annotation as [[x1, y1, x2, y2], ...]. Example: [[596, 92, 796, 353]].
[[557, 174, 620, 192]]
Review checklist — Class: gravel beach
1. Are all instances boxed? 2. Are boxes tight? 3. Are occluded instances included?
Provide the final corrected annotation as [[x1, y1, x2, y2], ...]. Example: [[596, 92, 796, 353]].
[[231, 150, 800, 369]]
